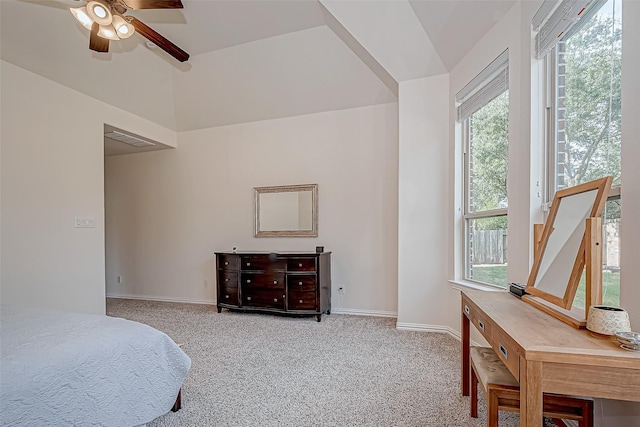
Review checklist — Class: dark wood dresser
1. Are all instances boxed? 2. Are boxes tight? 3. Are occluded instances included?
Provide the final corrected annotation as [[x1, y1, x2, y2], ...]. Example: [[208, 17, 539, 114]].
[[215, 251, 331, 321]]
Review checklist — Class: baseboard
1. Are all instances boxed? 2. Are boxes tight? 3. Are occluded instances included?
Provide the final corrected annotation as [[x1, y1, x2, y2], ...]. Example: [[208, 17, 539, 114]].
[[106, 293, 215, 306], [331, 308, 398, 318], [396, 322, 485, 346], [396, 322, 458, 337]]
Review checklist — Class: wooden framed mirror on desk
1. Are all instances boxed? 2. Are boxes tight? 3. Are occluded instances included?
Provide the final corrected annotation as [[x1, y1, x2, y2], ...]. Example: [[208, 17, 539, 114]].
[[523, 176, 613, 329]]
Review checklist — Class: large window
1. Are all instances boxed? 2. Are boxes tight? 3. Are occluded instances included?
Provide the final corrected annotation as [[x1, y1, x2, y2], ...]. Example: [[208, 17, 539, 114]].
[[543, 0, 622, 307], [458, 52, 509, 287]]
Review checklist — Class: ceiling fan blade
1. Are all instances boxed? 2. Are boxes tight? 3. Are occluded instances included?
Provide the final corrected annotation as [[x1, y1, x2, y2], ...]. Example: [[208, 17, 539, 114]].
[[89, 22, 110, 53], [120, 0, 183, 10], [129, 17, 189, 62]]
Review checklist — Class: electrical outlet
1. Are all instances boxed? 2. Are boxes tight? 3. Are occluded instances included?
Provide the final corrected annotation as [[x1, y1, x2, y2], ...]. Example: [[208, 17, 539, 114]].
[[74, 217, 95, 228], [338, 285, 345, 295], [203, 280, 209, 288], [116, 276, 123, 284]]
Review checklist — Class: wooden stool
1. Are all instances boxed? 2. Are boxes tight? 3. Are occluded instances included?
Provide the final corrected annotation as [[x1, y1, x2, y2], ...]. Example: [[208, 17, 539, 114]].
[[470, 346, 593, 427]]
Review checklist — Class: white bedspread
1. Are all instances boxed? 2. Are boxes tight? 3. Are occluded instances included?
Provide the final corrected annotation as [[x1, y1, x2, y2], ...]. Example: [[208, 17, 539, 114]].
[[1, 305, 191, 427]]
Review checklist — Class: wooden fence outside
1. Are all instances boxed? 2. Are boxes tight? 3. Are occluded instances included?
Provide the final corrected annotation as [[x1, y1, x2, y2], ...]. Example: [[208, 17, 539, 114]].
[[472, 221, 620, 269], [472, 229, 507, 265]]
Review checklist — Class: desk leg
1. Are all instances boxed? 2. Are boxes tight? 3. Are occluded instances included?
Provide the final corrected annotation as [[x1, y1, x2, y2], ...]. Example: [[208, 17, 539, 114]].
[[461, 308, 470, 397], [520, 359, 543, 427]]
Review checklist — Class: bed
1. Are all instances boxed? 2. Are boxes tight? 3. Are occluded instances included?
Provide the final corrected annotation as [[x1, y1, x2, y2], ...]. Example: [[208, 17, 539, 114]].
[[0, 304, 191, 427]]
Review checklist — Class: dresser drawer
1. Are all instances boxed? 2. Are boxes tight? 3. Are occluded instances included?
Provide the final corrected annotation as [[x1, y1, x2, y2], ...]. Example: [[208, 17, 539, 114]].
[[219, 286, 238, 306], [240, 255, 285, 271], [243, 290, 285, 309], [218, 254, 239, 270], [219, 271, 238, 288], [473, 311, 493, 343], [288, 291, 317, 310], [463, 299, 493, 343], [287, 257, 317, 272], [492, 327, 520, 381], [287, 275, 317, 292], [241, 272, 285, 289]]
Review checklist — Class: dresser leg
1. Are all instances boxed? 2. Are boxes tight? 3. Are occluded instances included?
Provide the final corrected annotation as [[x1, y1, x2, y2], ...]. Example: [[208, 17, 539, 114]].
[[327, 309, 331, 315], [316, 314, 322, 322], [217, 306, 222, 313]]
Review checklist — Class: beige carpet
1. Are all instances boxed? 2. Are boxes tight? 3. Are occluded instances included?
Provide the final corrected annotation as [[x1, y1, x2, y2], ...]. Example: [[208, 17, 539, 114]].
[[107, 298, 557, 427]]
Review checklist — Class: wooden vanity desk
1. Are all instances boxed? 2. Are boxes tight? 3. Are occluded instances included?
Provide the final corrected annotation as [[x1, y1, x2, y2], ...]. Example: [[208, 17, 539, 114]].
[[461, 289, 640, 427]]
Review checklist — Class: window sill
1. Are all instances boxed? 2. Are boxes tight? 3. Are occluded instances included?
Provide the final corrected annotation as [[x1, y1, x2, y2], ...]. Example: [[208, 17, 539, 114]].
[[448, 279, 507, 293]]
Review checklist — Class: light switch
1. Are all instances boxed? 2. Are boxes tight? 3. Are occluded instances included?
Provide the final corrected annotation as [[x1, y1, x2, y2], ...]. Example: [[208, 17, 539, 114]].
[[75, 217, 95, 228]]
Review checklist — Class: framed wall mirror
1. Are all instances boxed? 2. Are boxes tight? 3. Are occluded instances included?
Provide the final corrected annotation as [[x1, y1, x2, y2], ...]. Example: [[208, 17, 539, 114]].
[[254, 184, 318, 237], [524, 176, 612, 317]]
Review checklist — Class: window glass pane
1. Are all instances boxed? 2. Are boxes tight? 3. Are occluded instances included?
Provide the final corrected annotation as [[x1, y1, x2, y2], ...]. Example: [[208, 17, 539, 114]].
[[555, 0, 622, 190], [466, 216, 507, 287], [468, 90, 509, 213]]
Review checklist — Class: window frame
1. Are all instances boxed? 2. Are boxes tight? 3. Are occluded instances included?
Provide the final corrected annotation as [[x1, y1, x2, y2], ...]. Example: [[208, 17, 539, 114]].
[[542, 0, 622, 306], [544, 0, 622, 203], [461, 90, 509, 287]]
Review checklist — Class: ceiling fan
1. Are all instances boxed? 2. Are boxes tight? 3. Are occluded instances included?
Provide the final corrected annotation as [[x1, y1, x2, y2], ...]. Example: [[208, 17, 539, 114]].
[[69, 0, 189, 62]]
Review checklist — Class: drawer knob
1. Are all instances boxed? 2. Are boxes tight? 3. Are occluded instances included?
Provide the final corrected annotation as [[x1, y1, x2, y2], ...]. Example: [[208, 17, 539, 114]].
[[499, 343, 508, 359], [478, 320, 485, 331], [464, 305, 470, 315], [225, 278, 229, 282], [299, 299, 303, 303], [299, 263, 303, 267], [246, 279, 251, 284], [247, 296, 252, 301], [246, 262, 251, 267], [273, 280, 278, 285], [224, 261, 229, 266], [225, 295, 229, 299], [298, 281, 303, 286], [273, 298, 278, 302]]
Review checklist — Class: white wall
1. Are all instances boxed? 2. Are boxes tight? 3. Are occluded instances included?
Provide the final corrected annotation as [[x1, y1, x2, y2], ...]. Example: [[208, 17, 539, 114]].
[[396, 74, 455, 331], [620, 0, 640, 332], [0, 60, 176, 314], [614, 2, 640, 422], [105, 103, 399, 314], [171, 26, 396, 131]]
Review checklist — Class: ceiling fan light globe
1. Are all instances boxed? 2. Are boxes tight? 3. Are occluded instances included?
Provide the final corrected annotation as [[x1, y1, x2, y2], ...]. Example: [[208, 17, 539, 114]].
[[86, 0, 113, 26], [97, 24, 120, 41], [112, 15, 135, 39], [70, 7, 94, 31], [94, 6, 106, 18]]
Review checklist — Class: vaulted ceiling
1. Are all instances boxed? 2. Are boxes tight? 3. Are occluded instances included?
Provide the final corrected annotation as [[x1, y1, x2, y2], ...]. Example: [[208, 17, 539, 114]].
[[0, 0, 516, 132]]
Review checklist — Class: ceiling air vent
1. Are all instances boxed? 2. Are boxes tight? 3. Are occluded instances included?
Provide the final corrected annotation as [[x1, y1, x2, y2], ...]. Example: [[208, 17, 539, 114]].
[[104, 130, 156, 147]]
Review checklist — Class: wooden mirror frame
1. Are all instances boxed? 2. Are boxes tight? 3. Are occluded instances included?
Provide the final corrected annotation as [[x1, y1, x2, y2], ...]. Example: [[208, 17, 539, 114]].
[[524, 176, 612, 313], [254, 184, 318, 238]]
